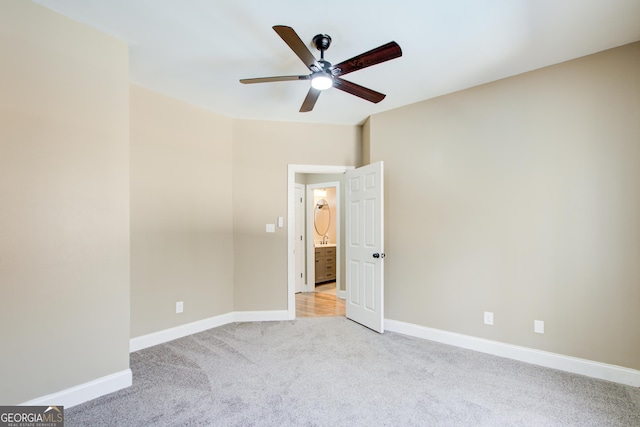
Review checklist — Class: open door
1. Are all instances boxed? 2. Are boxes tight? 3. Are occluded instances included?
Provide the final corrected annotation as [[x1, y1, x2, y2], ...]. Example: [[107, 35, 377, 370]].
[[345, 161, 384, 333]]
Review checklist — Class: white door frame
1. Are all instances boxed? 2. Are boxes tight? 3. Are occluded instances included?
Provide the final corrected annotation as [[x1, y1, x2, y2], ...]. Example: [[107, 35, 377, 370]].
[[306, 181, 341, 294], [294, 183, 305, 293], [287, 164, 354, 319]]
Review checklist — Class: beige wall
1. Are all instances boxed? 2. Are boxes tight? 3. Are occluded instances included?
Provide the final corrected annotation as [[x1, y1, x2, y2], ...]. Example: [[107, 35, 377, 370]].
[[232, 120, 360, 310], [0, 1, 130, 403], [370, 42, 640, 370], [130, 85, 234, 337]]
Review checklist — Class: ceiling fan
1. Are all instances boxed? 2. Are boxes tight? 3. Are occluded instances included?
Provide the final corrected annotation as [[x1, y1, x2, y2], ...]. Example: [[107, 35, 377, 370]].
[[240, 25, 402, 112]]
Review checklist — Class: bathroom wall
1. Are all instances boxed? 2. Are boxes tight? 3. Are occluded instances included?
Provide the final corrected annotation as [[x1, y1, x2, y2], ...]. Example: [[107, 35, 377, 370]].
[[312, 187, 336, 244]]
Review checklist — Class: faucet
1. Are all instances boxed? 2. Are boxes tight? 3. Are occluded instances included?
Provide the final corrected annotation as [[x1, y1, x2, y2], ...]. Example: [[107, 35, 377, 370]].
[[322, 235, 329, 245]]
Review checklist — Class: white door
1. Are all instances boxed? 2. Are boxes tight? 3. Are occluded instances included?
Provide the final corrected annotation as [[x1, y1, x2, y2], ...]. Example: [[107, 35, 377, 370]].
[[345, 161, 384, 333], [295, 184, 305, 293]]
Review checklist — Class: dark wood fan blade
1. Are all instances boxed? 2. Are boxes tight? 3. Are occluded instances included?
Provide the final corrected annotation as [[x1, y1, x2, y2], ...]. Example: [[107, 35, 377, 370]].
[[300, 88, 321, 112], [332, 42, 402, 76], [333, 78, 386, 103], [273, 25, 321, 72], [240, 75, 309, 84]]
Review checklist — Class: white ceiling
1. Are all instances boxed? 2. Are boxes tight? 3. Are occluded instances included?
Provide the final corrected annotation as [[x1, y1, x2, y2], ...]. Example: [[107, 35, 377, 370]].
[[35, 0, 640, 125]]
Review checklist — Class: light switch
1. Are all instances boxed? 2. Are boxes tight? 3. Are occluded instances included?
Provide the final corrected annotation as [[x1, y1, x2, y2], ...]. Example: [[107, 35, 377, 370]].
[[266, 224, 275, 233]]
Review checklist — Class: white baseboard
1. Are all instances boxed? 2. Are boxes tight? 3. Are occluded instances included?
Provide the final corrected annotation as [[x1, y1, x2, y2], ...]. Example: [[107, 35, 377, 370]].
[[22, 369, 132, 408], [233, 310, 289, 322], [130, 312, 235, 352], [22, 310, 291, 409], [385, 318, 640, 387], [130, 310, 289, 352]]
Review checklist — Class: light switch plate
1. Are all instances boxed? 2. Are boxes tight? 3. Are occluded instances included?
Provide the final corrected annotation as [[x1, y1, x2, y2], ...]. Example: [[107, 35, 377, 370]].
[[266, 224, 275, 233]]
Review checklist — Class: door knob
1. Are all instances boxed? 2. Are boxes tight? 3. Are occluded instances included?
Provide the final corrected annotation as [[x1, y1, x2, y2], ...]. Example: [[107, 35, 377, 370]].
[[373, 253, 385, 259]]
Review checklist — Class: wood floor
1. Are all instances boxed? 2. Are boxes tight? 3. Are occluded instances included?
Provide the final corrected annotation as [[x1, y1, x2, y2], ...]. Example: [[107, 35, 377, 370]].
[[295, 282, 346, 318]]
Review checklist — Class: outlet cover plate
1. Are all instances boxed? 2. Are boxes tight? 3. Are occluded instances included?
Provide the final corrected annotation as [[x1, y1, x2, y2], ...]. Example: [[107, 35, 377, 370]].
[[534, 320, 544, 334], [483, 311, 494, 325], [176, 301, 184, 314]]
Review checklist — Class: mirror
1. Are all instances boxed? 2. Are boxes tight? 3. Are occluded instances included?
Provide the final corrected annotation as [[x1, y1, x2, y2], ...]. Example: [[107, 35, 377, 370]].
[[314, 199, 331, 237]]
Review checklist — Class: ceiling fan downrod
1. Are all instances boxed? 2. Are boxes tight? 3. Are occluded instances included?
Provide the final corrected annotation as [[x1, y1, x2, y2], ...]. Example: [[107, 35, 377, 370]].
[[312, 34, 332, 60]]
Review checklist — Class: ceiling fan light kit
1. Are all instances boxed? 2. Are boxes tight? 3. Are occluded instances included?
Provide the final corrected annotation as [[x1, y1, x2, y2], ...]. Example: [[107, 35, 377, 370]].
[[311, 74, 332, 90], [240, 25, 402, 112]]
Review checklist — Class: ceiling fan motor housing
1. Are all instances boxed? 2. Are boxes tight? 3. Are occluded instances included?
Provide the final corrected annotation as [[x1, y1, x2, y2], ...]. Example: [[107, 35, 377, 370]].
[[318, 59, 331, 71]]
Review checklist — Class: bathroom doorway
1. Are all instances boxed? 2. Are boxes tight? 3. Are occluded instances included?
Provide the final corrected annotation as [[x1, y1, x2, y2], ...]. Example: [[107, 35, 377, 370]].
[[306, 182, 340, 295], [296, 181, 344, 318]]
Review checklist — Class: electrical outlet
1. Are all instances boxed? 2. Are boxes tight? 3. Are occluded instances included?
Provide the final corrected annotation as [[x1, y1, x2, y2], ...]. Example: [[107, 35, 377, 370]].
[[483, 311, 494, 325], [176, 301, 183, 314], [534, 320, 544, 334]]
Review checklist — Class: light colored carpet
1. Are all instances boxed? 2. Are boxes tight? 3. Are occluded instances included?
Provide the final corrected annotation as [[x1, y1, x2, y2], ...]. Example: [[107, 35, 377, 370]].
[[67, 318, 640, 426]]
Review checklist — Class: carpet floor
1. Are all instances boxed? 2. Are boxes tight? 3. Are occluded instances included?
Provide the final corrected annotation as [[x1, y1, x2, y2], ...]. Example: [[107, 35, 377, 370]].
[[67, 317, 640, 426]]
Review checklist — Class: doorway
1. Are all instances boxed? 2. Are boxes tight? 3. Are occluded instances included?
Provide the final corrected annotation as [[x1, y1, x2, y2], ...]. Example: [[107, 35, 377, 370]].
[[295, 282, 345, 317], [287, 165, 353, 320], [288, 162, 386, 331], [298, 182, 344, 317]]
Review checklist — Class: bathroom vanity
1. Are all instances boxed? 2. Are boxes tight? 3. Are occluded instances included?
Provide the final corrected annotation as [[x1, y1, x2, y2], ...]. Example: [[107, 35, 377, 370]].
[[314, 245, 336, 283]]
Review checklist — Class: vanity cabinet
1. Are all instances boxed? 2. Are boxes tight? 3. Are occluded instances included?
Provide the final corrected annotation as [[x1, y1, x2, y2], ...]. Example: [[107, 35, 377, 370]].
[[315, 246, 336, 283]]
